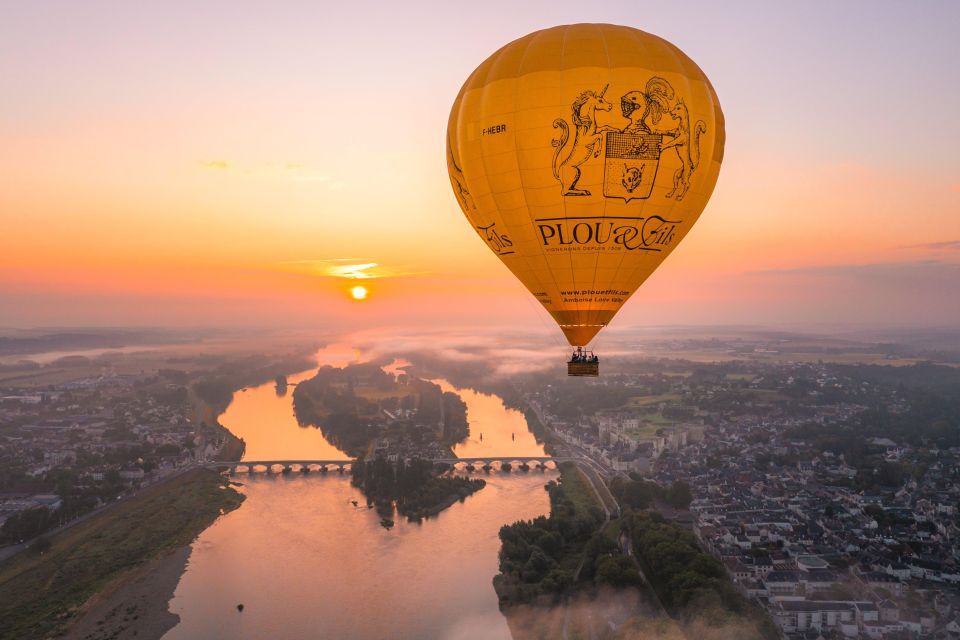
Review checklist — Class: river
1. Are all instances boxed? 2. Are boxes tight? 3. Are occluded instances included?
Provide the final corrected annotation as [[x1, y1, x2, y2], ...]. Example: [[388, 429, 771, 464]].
[[162, 345, 555, 639]]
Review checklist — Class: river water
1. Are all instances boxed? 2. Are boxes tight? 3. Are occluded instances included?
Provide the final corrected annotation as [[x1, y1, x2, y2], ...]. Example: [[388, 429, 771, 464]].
[[162, 346, 554, 639]]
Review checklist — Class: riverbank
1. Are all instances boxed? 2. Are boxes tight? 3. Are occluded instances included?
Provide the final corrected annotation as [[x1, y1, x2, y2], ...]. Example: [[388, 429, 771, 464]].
[[0, 468, 244, 640], [62, 545, 191, 640]]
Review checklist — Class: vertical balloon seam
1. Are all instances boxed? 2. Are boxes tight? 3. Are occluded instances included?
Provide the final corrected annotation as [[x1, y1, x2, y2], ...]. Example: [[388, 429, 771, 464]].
[[616, 31, 698, 331], [626, 38, 697, 323], [558, 24, 587, 344], [508, 28, 568, 347], [450, 32, 557, 345], [470, 34, 524, 324], [582, 23, 616, 343], [502, 30, 561, 336], [596, 25, 667, 340]]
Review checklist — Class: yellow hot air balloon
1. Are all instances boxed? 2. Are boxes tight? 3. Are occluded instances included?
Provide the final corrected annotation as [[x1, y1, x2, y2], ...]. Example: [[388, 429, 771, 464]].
[[447, 23, 725, 375]]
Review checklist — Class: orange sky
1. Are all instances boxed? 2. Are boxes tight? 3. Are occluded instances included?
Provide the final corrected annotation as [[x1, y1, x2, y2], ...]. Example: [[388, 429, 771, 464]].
[[1, 2, 958, 333]]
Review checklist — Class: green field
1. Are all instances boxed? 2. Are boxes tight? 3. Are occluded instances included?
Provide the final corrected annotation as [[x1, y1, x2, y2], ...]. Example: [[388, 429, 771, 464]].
[[556, 462, 602, 516], [625, 423, 666, 439], [624, 393, 681, 408], [0, 468, 244, 640]]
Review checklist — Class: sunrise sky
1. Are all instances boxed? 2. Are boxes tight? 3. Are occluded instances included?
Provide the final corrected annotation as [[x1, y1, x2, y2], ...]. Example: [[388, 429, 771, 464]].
[[2, 1, 958, 336]]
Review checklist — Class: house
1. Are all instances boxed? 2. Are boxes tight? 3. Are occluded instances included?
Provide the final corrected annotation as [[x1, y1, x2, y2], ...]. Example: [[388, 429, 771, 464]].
[[772, 599, 855, 633], [765, 571, 801, 595], [885, 562, 911, 581], [724, 558, 753, 583], [877, 599, 899, 622], [862, 571, 903, 596], [119, 468, 145, 481], [30, 494, 62, 511], [854, 601, 879, 624], [898, 610, 934, 635]]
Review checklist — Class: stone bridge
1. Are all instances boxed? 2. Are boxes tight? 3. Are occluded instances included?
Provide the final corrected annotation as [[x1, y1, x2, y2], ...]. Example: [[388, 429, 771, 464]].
[[205, 456, 578, 475]]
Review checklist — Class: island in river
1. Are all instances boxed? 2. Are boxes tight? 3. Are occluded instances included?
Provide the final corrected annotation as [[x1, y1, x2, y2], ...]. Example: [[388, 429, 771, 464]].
[[292, 361, 484, 519]]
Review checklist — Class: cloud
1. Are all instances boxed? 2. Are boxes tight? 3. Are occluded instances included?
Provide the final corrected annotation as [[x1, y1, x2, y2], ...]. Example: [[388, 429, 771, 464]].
[[196, 160, 331, 183], [739, 260, 960, 325], [274, 258, 428, 280], [333, 327, 563, 377], [900, 239, 960, 251], [747, 260, 960, 278], [199, 160, 230, 170]]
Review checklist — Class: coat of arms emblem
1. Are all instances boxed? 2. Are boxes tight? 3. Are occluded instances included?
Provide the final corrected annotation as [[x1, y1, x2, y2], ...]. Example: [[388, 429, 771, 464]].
[[550, 77, 706, 203], [603, 131, 662, 201]]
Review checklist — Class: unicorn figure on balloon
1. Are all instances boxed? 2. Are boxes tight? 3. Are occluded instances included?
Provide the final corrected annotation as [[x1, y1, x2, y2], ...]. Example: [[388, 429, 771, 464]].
[[550, 84, 616, 196]]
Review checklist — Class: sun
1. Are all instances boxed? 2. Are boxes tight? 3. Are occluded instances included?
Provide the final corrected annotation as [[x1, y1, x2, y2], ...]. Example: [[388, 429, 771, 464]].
[[350, 285, 369, 301]]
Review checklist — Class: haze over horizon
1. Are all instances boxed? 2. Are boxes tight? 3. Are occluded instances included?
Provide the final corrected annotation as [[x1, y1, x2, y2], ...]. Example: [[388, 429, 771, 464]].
[[2, 1, 958, 333]]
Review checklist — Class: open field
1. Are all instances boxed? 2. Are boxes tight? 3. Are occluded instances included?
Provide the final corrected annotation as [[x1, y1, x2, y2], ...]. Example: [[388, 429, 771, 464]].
[[625, 423, 667, 440], [557, 461, 603, 516], [0, 468, 244, 640], [353, 385, 415, 402], [625, 393, 681, 408], [637, 347, 934, 366]]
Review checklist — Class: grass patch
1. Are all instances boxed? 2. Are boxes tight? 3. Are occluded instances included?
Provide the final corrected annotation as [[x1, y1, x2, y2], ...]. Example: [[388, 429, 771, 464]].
[[556, 462, 602, 515], [0, 468, 244, 640], [625, 423, 667, 440], [602, 519, 621, 542], [624, 393, 681, 408]]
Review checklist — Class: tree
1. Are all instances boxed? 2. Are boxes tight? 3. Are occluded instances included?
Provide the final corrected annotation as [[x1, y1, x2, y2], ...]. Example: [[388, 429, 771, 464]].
[[595, 555, 642, 587], [666, 481, 692, 509], [1, 507, 52, 543], [522, 548, 555, 583]]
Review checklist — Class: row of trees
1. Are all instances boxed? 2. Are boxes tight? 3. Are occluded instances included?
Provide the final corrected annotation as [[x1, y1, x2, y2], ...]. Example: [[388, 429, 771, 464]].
[[494, 465, 620, 607], [609, 475, 692, 511], [1, 507, 57, 543], [621, 510, 779, 639]]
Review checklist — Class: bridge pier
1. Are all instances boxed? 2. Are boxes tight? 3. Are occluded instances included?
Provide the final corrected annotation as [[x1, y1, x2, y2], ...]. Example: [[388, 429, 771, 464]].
[[206, 457, 567, 477]]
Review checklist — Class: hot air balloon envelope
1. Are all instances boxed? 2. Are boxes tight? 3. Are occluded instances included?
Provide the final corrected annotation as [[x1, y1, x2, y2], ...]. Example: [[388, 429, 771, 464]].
[[447, 23, 725, 348]]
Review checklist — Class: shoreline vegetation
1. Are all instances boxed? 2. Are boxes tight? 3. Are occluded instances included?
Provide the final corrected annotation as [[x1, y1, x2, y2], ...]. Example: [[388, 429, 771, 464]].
[[0, 468, 243, 640], [495, 466, 778, 639], [292, 362, 469, 457], [495, 461, 639, 639], [351, 457, 486, 521]]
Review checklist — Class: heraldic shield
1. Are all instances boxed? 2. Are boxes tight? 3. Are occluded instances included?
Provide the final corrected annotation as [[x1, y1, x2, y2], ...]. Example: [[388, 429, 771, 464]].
[[603, 131, 663, 202]]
